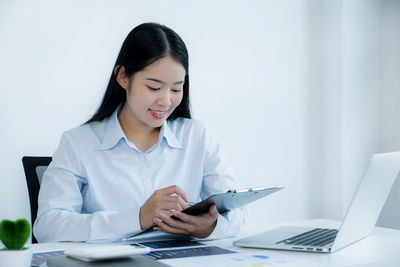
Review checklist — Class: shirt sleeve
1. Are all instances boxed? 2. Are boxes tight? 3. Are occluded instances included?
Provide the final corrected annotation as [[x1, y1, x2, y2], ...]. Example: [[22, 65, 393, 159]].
[[199, 124, 248, 239], [33, 132, 143, 242]]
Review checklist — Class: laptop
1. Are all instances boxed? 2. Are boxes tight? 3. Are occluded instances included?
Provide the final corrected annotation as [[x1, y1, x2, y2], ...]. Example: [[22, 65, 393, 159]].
[[234, 152, 400, 253]]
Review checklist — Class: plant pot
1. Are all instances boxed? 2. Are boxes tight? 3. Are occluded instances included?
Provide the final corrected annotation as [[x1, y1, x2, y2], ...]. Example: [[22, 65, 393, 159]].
[[0, 247, 32, 267]]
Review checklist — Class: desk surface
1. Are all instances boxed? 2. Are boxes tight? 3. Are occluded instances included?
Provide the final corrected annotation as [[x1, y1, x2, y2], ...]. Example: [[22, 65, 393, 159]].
[[31, 219, 400, 267]]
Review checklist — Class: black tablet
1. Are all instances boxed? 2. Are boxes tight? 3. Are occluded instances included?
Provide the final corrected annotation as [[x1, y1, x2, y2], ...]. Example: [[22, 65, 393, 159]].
[[173, 187, 284, 218]]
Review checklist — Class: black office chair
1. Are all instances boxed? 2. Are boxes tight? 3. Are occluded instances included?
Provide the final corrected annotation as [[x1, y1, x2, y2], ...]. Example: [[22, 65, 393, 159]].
[[22, 156, 52, 243]]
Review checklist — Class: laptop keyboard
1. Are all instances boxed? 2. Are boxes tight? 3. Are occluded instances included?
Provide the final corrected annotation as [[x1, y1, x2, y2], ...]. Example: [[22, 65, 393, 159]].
[[276, 228, 338, 247]]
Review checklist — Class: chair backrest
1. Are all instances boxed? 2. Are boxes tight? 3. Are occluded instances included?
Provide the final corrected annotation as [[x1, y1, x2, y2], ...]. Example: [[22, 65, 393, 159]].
[[22, 156, 52, 243]]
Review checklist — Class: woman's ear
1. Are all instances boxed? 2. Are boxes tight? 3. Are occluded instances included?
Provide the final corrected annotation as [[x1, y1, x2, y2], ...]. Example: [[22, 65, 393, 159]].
[[114, 65, 129, 89]]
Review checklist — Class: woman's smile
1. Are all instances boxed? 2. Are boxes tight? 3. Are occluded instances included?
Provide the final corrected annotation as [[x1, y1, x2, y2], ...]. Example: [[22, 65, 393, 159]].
[[149, 109, 168, 119]]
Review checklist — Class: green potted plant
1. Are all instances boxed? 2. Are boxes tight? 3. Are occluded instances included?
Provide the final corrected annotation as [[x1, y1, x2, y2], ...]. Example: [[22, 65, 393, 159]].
[[0, 218, 32, 267]]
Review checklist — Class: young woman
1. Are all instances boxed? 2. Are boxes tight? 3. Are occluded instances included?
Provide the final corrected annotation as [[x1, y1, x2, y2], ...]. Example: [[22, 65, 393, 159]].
[[34, 23, 246, 242]]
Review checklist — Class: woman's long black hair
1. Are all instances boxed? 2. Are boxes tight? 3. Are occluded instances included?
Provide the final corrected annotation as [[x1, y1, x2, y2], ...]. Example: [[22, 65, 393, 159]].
[[86, 23, 191, 124]]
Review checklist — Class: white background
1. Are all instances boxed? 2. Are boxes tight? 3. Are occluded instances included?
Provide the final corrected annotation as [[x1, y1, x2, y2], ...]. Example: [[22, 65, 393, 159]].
[[1, 0, 399, 242]]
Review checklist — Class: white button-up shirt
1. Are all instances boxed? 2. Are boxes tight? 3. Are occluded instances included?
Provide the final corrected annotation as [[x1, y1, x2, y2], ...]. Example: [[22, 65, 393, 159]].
[[34, 108, 246, 242]]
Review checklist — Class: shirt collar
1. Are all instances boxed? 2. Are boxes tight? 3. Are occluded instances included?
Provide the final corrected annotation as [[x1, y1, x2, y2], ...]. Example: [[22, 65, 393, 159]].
[[100, 107, 126, 150], [160, 121, 183, 150], [100, 107, 183, 150]]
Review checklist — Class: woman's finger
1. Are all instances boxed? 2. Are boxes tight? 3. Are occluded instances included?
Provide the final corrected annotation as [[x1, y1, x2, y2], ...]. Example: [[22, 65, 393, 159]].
[[160, 185, 188, 202], [164, 195, 190, 210], [206, 205, 219, 219], [159, 200, 184, 211], [171, 210, 194, 224], [153, 217, 188, 235], [158, 212, 192, 231]]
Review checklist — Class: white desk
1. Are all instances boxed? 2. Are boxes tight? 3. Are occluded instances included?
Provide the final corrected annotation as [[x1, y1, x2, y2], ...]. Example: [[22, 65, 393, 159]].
[[32, 219, 400, 267]]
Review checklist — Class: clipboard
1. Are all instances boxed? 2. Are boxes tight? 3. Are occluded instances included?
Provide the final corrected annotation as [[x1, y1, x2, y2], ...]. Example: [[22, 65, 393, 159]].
[[173, 187, 284, 218], [123, 187, 283, 240]]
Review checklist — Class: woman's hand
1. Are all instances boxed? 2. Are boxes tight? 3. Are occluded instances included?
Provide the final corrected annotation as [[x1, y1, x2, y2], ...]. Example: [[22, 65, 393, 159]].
[[152, 205, 218, 238], [139, 185, 189, 230]]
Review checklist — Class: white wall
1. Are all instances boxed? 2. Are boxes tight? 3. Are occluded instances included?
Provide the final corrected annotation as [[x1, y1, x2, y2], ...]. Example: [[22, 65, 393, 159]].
[[320, 0, 388, 221], [320, 0, 343, 220], [376, 0, 400, 229], [0, 0, 319, 235], [319, 0, 400, 229], [341, 0, 382, 219]]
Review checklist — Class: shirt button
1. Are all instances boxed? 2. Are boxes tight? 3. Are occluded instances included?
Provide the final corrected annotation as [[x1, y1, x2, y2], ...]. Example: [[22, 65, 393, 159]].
[[142, 158, 147, 163]]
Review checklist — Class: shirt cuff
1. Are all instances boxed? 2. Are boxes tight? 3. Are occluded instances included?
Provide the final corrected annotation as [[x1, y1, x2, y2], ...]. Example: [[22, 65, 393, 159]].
[[88, 207, 142, 241], [201, 213, 231, 240], [112, 207, 142, 237]]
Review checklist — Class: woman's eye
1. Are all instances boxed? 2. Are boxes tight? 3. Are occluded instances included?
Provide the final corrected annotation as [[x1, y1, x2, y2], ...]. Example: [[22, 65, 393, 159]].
[[147, 86, 160, 91], [172, 89, 182, 93]]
